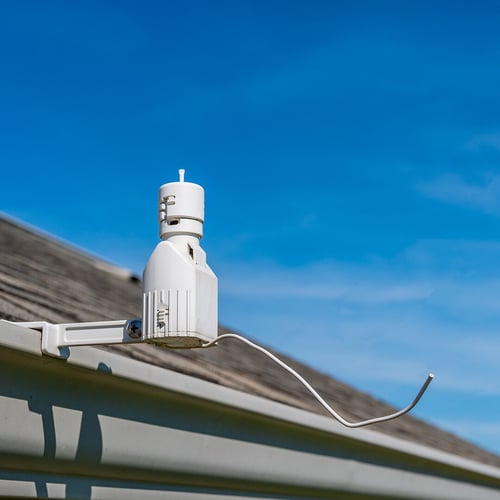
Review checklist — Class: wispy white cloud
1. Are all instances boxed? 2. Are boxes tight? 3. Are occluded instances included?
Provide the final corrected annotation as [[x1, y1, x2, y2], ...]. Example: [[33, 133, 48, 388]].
[[220, 261, 433, 304], [417, 173, 500, 216], [220, 247, 500, 316]]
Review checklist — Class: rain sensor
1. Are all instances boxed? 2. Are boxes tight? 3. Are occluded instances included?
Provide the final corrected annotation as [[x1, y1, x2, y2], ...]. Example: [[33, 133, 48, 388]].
[[14, 169, 433, 428]]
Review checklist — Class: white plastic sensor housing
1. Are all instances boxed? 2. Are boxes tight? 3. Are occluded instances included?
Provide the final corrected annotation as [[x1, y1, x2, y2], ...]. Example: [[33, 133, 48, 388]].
[[142, 170, 218, 348]]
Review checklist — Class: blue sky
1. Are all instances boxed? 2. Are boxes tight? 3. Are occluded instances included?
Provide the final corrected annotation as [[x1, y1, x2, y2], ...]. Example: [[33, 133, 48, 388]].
[[3, 0, 500, 455]]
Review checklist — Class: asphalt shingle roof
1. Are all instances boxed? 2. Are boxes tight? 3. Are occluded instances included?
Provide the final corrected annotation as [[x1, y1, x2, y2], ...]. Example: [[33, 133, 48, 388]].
[[2, 214, 499, 468]]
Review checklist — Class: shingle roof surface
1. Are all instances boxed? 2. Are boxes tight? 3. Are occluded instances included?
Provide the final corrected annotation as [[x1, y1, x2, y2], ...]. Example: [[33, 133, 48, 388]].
[[2, 214, 499, 467]]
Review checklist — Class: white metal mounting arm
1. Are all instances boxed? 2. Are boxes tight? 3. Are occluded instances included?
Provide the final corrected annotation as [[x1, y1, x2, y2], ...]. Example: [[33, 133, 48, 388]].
[[15, 320, 141, 359], [13, 319, 434, 429]]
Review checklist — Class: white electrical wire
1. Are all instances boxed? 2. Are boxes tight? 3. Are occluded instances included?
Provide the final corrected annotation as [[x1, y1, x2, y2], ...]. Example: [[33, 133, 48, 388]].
[[202, 333, 434, 428]]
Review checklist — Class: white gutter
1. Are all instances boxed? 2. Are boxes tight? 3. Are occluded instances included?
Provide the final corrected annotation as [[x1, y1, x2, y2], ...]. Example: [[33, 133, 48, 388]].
[[1, 320, 499, 499]]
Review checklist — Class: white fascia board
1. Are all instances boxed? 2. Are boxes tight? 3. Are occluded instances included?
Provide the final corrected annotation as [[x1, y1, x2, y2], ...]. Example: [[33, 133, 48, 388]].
[[1, 320, 500, 499]]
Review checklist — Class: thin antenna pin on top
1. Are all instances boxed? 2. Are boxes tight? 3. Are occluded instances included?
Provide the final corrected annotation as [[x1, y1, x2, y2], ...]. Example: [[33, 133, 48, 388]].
[[179, 169, 185, 182]]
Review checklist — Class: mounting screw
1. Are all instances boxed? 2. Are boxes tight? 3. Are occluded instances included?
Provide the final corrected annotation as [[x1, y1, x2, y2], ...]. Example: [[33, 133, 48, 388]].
[[125, 319, 142, 339]]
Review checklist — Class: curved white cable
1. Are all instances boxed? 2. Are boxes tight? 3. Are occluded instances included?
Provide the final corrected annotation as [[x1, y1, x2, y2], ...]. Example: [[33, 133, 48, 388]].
[[202, 333, 434, 428]]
